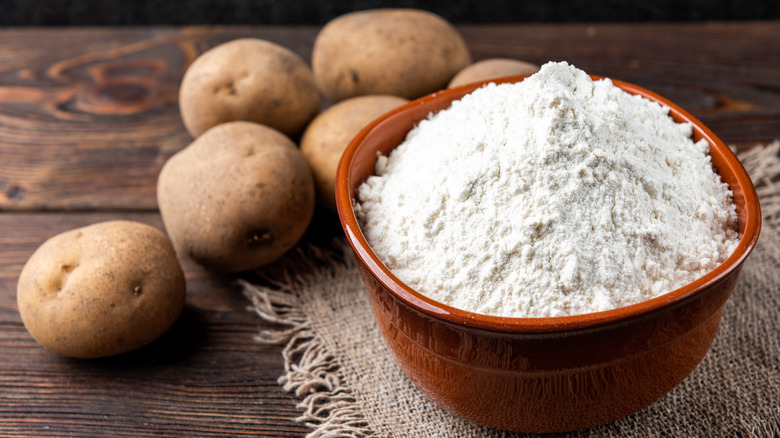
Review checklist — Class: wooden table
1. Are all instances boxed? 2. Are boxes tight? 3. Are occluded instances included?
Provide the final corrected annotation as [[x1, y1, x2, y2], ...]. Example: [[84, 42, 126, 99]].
[[1, 22, 778, 437]]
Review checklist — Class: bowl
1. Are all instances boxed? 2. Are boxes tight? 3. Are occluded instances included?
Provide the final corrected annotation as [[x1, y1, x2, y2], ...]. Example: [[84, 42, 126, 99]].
[[335, 75, 761, 433]]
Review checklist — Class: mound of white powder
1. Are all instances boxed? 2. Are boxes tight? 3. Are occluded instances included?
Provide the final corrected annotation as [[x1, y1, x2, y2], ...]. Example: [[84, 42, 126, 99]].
[[355, 61, 739, 318]]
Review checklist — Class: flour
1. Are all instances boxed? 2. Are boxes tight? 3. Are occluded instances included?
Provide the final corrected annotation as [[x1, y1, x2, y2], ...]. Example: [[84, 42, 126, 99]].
[[355, 61, 739, 318]]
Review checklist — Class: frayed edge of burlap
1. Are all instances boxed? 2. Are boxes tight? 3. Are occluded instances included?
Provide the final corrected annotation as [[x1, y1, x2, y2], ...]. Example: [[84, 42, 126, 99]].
[[733, 141, 780, 231], [242, 142, 780, 438], [241, 245, 372, 438], [738, 414, 780, 438]]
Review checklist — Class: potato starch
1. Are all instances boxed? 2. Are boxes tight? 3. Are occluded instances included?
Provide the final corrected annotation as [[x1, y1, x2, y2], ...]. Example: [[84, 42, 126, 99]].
[[355, 62, 739, 318]]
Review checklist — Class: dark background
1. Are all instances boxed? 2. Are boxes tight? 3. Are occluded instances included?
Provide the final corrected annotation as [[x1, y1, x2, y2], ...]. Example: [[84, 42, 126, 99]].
[[1, 0, 778, 26]]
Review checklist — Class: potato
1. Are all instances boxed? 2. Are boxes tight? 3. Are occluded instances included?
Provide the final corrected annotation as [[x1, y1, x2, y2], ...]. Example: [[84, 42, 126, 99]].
[[179, 38, 321, 139], [16, 221, 186, 359], [448, 58, 540, 88], [301, 95, 409, 210], [157, 121, 314, 272], [312, 9, 472, 102]]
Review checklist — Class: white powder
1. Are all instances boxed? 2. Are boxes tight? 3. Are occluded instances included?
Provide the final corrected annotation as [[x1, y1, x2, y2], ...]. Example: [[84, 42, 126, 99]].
[[355, 61, 739, 318]]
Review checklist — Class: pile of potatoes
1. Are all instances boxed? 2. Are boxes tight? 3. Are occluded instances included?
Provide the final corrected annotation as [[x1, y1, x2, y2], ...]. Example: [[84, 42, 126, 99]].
[[165, 8, 541, 248], [17, 8, 540, 359]]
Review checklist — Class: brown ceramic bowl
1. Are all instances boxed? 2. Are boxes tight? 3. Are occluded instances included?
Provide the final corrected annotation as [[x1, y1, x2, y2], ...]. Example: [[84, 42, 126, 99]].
[[335, 75, 761, 433]]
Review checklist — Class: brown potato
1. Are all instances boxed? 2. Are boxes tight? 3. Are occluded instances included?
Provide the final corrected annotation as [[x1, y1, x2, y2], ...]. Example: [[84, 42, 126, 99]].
[[312, 9, 471, 102], [179, 38, 321, 139], [157, 121, 315, 272], [448, 58, 540, 88], [301, 95, 409, 210], [16, 221, 186, 359]]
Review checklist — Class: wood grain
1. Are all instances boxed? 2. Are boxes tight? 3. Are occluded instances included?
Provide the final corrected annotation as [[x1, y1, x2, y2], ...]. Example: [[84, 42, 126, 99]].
[[0, 26, 320, 212], [0, 212, 316, 437]]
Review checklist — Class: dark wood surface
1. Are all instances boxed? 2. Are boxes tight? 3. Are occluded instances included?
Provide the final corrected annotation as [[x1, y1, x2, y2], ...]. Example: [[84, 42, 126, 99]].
[[0, 22, 778, 437]]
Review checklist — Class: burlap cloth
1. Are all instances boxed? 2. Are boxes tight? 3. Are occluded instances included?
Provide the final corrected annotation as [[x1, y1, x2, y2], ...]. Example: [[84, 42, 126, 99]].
[[244, 143, 780, 438]]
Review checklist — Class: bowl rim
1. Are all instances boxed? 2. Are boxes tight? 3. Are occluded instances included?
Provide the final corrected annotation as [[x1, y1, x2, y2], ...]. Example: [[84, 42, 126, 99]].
[[335, 74, 762, 333]]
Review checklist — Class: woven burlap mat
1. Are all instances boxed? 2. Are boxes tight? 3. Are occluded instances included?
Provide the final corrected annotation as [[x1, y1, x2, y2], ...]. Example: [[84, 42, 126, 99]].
[[244, 143, 780, 438]]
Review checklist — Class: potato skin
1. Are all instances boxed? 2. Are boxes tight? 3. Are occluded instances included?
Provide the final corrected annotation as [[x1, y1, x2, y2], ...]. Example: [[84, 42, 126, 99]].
[[16, 221, 186, 359], [300, 95, 409, 210], [157, 121, 315, 272], [179, 38, 321, 139], [312, 9, 472, 102], [448, 58, 540, 88]]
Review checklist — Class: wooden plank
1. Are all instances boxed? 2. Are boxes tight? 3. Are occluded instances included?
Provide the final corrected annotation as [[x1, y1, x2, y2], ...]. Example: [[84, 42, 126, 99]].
[[0, 27, 318, 212], [0, 23, 779, 211], [0, 211, 319, 437]]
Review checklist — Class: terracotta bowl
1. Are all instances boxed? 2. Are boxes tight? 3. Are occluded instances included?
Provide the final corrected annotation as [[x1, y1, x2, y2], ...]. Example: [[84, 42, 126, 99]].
[[334, 75, 761, 433]]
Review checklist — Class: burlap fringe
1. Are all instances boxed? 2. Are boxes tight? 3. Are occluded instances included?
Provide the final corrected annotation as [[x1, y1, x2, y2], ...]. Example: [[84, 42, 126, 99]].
[[734, 141, 780, 229], [243, 142, 780, 438], [747, 416, 780, 438], [241, 246, 372, 438]]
